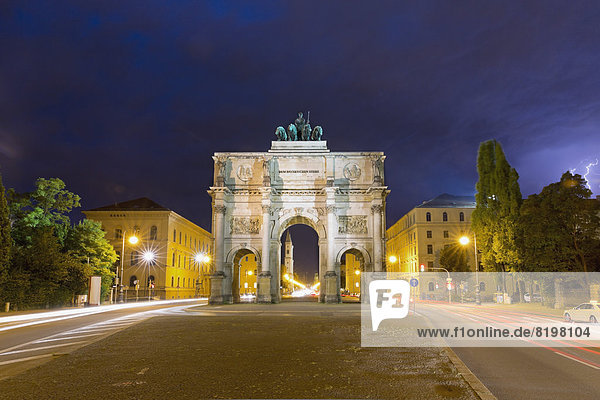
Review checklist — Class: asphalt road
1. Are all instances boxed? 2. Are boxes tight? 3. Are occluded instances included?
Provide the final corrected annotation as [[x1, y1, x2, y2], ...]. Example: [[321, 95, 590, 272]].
[[0, 299, 206, 380], [415, 302, 600, 399], [0, 302, 478, 400]]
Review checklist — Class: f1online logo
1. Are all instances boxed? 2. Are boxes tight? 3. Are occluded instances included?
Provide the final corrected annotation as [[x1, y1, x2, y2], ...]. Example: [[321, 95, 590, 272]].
[[369, 280, 410, 331]]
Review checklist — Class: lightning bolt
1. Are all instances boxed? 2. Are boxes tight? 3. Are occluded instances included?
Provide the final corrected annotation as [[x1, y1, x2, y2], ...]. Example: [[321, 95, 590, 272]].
[[583, 159, 599, 190]]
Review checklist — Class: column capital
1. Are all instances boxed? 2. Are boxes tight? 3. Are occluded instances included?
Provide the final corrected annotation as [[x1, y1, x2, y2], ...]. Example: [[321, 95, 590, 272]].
[[326, 205, 337, 214], [214, 205, 227, 214], [262, 204, 271, 213], [371, 204, 383, 214]]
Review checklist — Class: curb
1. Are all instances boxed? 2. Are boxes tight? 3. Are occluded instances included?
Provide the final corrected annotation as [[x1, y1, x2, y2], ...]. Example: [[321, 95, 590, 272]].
[[444, 347, 497, 400]]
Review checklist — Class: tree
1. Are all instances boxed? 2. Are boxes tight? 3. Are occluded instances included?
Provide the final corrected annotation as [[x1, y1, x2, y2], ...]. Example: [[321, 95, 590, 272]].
[[520, 172, 600, 272], [472, 140, 523, 272], [438, 244, 470, 272], [65, 219, 117, 300], [0, 173, 11, 301], [6, 228, 90, 308], [8, 178, 80, 246]]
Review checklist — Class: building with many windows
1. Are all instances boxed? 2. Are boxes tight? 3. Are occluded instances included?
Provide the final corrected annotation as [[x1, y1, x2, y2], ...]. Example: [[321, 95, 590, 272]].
[[386, 194, 476, 273], [83, 198, 213, 300]]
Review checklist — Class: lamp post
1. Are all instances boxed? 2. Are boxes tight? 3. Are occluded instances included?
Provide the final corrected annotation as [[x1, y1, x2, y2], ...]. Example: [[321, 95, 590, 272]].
[[118, 231, 139, 303], [388, 255, 398, 271], [141, 250, 156, 301], [459, 234, 480, 305], [194, 253, 211, 298]]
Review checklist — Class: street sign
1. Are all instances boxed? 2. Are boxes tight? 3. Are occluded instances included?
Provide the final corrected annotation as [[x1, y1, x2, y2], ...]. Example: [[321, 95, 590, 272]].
[[410, 278, 419, 287]]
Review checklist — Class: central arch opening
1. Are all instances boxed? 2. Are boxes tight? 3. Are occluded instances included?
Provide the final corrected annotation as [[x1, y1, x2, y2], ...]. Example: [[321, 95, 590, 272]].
[[279, 223, 320, 301]]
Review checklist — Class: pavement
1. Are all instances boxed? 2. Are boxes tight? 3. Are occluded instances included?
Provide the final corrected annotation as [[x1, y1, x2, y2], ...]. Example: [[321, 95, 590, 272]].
[[0, 302, 479, 400]]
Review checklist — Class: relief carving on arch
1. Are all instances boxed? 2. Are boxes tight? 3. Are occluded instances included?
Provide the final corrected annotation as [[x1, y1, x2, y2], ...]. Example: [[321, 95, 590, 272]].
[[338, 216, 368, 234], [230, 217, 260, 234]]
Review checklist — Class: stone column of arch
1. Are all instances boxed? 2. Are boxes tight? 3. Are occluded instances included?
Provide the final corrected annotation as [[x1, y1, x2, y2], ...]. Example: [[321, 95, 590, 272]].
[[372, 204, 383, 272], [258, 203, 273, 303], [209, 204, 227, 304]]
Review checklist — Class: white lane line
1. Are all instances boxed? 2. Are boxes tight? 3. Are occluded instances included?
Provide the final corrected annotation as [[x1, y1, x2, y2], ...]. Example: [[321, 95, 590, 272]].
[[67, 325, 133, 334], [0, 354, 55, 366], [0, 341, 88, 356], [34, 333, 106, 343], [554, 351, 600, 369]]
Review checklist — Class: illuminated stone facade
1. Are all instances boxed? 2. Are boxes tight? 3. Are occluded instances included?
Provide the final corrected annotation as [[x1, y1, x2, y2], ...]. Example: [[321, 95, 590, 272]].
[[209, 140, 388, 304], [386, 194, 476, 273], [83, 198, 213, 300]]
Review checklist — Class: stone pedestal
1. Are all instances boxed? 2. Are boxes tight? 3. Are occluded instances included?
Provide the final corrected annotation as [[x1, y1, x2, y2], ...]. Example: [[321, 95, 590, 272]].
[[324, 271, 340, 303], [209, 272, 226, 305], [257, 272, 272, 303]]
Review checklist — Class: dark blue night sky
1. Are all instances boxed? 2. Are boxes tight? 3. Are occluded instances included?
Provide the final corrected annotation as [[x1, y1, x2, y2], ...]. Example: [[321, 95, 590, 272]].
[[1, 1, 600, 274]]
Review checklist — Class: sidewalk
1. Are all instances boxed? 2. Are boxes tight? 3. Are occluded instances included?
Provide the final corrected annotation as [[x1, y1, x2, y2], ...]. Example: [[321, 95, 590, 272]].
[[0, 302, 479, 399]]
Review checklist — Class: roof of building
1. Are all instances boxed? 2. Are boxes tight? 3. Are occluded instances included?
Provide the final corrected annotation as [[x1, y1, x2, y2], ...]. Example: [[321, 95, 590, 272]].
[[285, 231, 292, 242], [415, 193, 476, 209], [86, 197, 170, 212]]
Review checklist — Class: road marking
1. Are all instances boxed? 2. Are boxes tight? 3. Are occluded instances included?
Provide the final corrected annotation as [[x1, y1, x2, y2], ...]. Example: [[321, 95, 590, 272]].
[[0, 354, 55, 366], [0, 341, 88, 356], [554, 351, 600, 369], [34, 333, 105, 343]]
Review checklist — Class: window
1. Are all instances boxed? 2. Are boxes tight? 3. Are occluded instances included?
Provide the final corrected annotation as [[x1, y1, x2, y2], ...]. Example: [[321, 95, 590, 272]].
[[185, 234, 187, 246], [177, 277, 180, 287], [459, 212, 465, 222], [426, 231, 432, 239], [172, 253, 175, 266], [178, 255, 181, 267], [443, 231, 449, 238], [150, 226, 157, 241], [426, 212, 431, 222], [245, 256, 248, 262], [179, 232, 182, 244], [148, 275, 155, 286], [173, 229, 176, 242], [129, 276, 138, 286], [428, 261, 434, 269], [427, 244, 433, 254], [443, 212, 448, 222], [115, 228, 122, 239], [130, 251, 137, 265], [171, 276, 174, 287], [429, 282, 435, 291]]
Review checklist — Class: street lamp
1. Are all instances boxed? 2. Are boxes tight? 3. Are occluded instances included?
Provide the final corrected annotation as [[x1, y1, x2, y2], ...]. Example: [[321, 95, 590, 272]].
[[118, 232, 139, 303], [142, 250, 156, 301], [388, 255, 398, 272], [459, 234, 480, 305], [194, 253, 211, 297]]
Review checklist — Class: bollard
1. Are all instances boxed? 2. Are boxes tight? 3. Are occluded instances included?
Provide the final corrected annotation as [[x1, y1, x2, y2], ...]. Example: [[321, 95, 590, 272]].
[[4, 302, 9, 312]]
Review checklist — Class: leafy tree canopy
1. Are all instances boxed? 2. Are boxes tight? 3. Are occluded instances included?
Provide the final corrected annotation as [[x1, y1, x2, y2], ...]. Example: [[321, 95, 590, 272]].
[[520, 171, 600, 272], [8, 178, 80, 246]]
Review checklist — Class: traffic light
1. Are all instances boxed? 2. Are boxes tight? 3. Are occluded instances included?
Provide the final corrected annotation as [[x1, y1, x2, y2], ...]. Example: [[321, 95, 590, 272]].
[[446, 277, 452, 291]]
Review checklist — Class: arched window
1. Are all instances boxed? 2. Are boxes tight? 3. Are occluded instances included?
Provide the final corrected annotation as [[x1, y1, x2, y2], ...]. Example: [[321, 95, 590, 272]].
[[148, 275, 155, 286], [115, 228, 123, 239], [428, 282, 435, 291], [150, 226, 158, 240], [443, 212, 448, 222], [129, 275, 138, 286], [426, 212, 431, 222], [480, 282, 486, 292], [459, 212, 464, 222]]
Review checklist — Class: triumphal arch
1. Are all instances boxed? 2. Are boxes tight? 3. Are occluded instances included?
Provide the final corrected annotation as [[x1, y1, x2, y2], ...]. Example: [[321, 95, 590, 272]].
[[208, 113, 389, 303]]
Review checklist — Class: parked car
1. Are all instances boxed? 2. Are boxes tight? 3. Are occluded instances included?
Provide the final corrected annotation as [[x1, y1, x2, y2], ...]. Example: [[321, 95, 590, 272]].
[[524, 293, 542, 303], [564, 302, 600, 323]]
